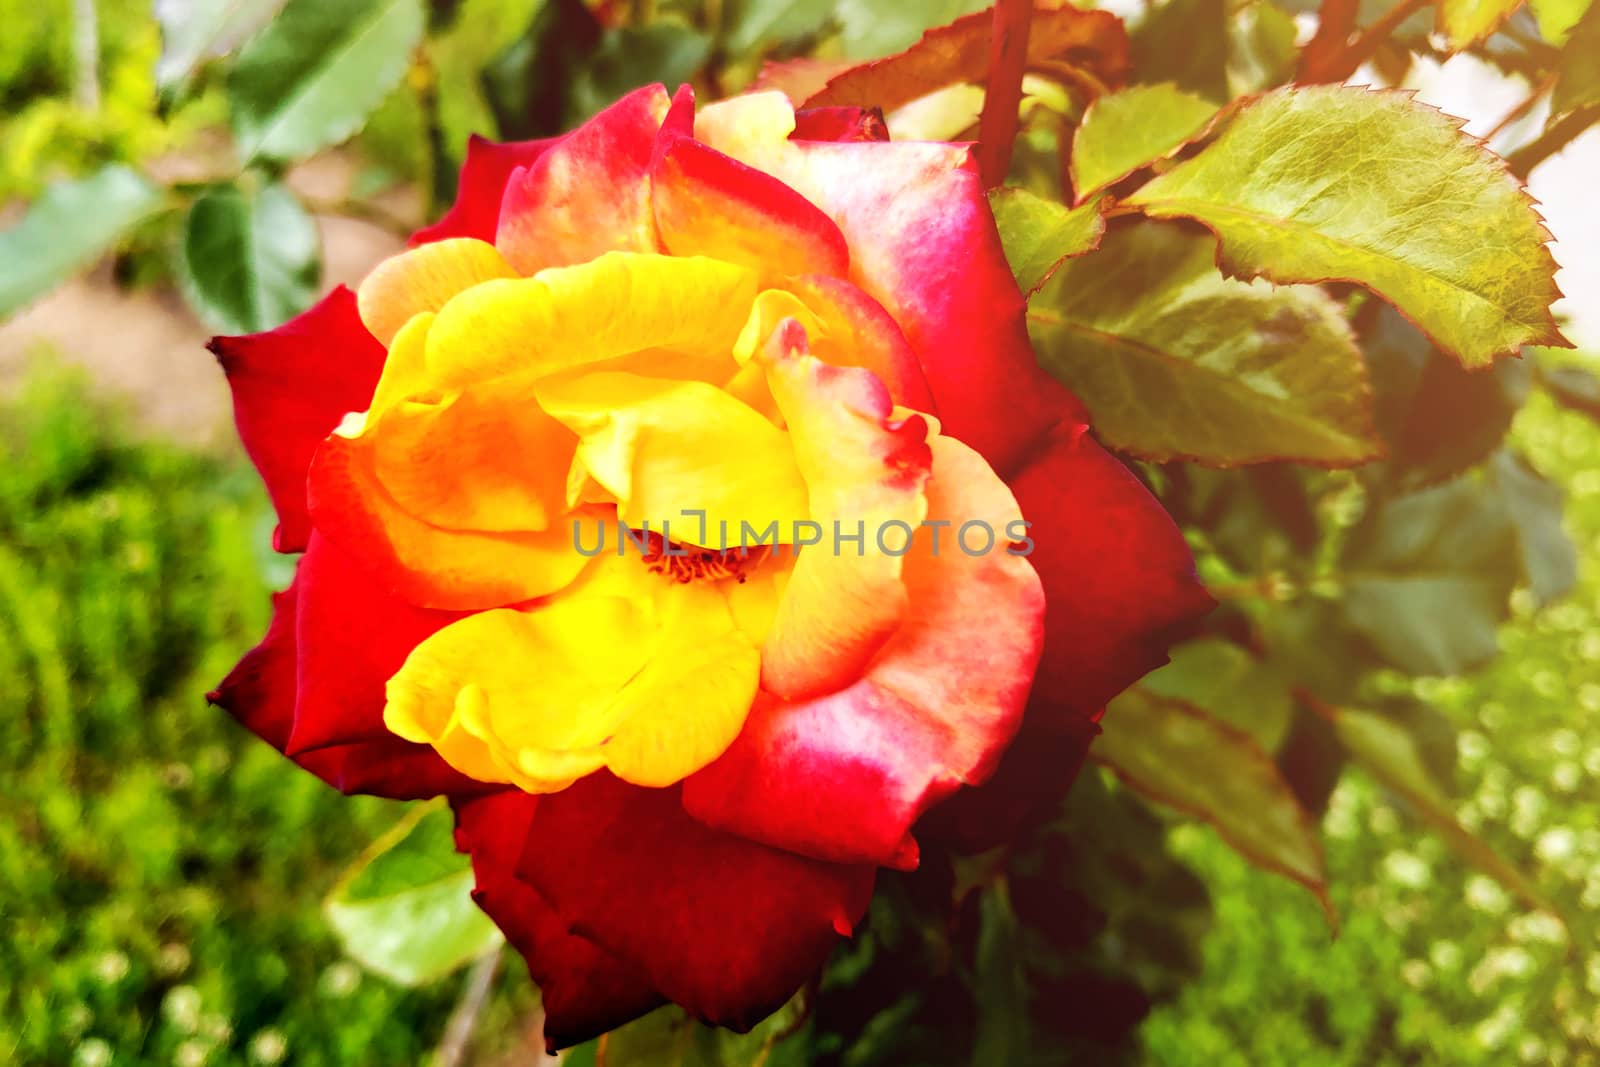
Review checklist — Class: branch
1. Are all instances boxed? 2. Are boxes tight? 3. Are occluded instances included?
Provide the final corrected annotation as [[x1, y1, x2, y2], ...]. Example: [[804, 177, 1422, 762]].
[[1343, 0, 1432, 74], [1298, 0, 1430, 84], [977, 0, 1034, 187], [72, 0, 99, 113], [434, 948, 502, 1067], [1508, 104, 1600, 178], [1483, 71, 1558, 144], [1297, 0, 1359, 84]]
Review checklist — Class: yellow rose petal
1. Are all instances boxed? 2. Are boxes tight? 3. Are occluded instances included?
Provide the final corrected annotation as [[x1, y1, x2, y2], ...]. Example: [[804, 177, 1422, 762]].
[[357, 237, 517, 347], [536, 370, 810, 548], [759, 329, 932, 701], [424, 252, 760, 391], [599, 580, 761, 788], [385, 595, 652, 792]]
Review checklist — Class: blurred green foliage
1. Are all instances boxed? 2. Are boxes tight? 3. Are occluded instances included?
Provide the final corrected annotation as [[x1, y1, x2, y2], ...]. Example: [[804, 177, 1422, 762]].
[[1140, 387, 1600, 1066], [11, 362, 1600, 1063], [3, 0, 1600, 1063], [0, 0, 221, 201], [0, 366, 479, 1066]]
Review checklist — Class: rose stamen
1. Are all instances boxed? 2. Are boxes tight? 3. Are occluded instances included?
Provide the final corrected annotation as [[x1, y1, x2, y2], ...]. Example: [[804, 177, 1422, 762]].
[[637, 530, 772, 584]]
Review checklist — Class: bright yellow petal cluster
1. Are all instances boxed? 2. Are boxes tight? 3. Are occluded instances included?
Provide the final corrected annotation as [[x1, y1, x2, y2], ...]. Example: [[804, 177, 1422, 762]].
[[337, 238, 942, 791]]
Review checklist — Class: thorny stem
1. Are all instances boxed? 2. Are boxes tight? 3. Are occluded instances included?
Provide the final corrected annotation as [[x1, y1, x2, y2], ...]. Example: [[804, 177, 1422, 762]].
[[72, 0, 99, 113], [977, 0, 1034, 187], [434, 947, 503, 1067], [1341, 0, 1431, 74], [1297, 0, 1359, 83], [1483, 71, 1558, 144], [1298, 0, 1429, 84], [1508, 103, 1600, 178]]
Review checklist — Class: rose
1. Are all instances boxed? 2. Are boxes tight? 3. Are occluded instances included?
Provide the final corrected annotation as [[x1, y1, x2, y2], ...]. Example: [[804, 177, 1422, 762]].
[[209, 84, 1210, 1046]]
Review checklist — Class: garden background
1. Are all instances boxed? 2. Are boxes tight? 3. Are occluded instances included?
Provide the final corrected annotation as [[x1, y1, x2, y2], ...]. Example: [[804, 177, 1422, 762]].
[[4, 0, 1600, 1064]]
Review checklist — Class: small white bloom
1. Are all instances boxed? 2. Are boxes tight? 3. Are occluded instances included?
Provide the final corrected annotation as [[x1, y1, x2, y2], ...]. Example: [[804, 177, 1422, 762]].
[[74, 1039, 112, 1067], [249, 1029, 288, 1066]]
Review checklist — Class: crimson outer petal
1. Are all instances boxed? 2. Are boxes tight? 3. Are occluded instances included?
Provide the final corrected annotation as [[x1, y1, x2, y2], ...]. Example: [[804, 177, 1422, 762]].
[[210, 86, 1212, 1036], [683, 434, 1044, 870], [496, 84, 671, 273], [1012, 431, 1212, 715], [207, 558, 483, 799], [790, 106, 889, 142], [765, 136, 1087, 475], [283, 534, 469, 755], [653, 133, 851, 278], [927, 429, 1215, 846], [453, 792, 664, 1048], [512, 774, 875, 1033], [209, 287, 386, 553], [410, 133, 564, 245]]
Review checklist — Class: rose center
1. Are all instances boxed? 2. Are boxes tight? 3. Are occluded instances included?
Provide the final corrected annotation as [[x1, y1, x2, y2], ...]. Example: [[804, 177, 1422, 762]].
[[637, 530, 771, 585]]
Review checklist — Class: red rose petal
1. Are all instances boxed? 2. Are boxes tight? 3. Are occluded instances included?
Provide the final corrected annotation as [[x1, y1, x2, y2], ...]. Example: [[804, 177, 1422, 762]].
[[790, 106, 889, 143], [300, 737, 488, 798], [454, 792, 665, 1049], [925, 430, 1213, 847], [918, 705, 1103, 850], [775, 137, 1088, 474], [496, 84, 671, 274], [284, 534, 467, 755], [1009, 429, 1213, 716], [410, 134, 564, 246], [207, 567, 483, 799], [684, 436, 1045, 869], [784, 274, 936, 414], [652, 133, 851, 278], [516, 774, 874, 1030], [209, 287, 386, 554]]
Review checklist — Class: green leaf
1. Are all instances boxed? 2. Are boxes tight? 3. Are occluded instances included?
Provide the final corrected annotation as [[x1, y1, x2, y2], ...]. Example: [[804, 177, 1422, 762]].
[[1027, 221, 1381, 466], [1225, 0, 1300, 95], [835, 0, 988, 58], [1552, 0, 1600, 115], [0, 166, 163, 318], [723, 0, 836, 54], [1141, 639, 1295, 750], [1130, 0, 1229, 101], [324, 803, 502, 987], [1263, 599, 1375, 706], [1174, 465, 1319, 574], [1489, 449, 1577, 604], [586, 995, 812, 1066], [179, 181, 321, 334], [429, 0, 546, 152], [1530, 0, 1593, 42], [1069, 84, 1217, 200], [1539, 360, 1600, 418], [1363, 302, 1530, 487], [1328, 704, 1561, 918], [1096, 687, 1329, 910], [806, 5, 1129, 113], [156, 0, 286, 95], [988, 188, 1105, 296], [1339, 476, 1521, 676], [228, 0, 426, 161], [1130, 0, 1296, 102], [972, 881, 1030, 1066], [1125, 85, 1567, 367], [568, 21, 711, 124], [1438, 0, 1524, 48]]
